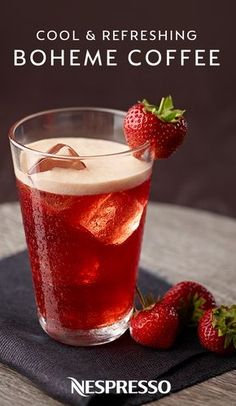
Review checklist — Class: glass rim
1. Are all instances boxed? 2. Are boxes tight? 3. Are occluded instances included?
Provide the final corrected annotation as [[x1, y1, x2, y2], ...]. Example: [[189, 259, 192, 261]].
[[8, 106, 151, 160]]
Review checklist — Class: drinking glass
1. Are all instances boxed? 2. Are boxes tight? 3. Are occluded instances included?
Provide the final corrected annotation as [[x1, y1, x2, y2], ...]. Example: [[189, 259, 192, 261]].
[[9, 107, 154, 346]]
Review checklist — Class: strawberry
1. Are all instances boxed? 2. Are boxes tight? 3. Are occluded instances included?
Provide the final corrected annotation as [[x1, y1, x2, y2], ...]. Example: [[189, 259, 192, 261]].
[[198, 306, 236, 355], [129, 289, 179, 349], [124, 96, 187, 159], [162, 281, 216, 326]]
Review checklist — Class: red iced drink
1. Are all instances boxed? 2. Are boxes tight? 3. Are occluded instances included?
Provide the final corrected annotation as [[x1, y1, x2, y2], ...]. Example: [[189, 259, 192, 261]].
[[14, 137, 152, 345], [17, 177, 150, 332]]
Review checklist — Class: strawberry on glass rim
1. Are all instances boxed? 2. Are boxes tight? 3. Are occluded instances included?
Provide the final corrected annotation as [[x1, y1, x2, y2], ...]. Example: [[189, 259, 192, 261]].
[[124, 96, 187, 159]]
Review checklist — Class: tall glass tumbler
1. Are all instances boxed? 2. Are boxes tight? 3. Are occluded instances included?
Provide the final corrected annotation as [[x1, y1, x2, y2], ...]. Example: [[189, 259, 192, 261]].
[[9, 108, 154, 346]]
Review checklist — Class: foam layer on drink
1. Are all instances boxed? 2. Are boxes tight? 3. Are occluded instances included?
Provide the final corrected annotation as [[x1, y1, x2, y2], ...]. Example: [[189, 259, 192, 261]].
[[15, 138, 152, 195]]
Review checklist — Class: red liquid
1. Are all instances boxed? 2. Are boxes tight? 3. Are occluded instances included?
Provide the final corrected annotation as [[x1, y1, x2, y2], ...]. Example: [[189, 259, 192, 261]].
[[17, 178, 150, 333]]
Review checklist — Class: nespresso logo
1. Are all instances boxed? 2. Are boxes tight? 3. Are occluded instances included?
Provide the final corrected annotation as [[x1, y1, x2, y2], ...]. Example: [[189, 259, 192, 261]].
[[67, 377, 171, 397]]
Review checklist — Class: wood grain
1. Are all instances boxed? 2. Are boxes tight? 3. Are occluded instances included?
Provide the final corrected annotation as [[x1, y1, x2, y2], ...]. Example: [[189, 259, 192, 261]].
[[0, 364, 64, 406], [0, 202, 236, 406]]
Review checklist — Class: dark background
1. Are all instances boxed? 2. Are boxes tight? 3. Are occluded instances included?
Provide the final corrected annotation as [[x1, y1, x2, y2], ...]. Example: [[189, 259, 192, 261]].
[[0, 0, 235, 217]]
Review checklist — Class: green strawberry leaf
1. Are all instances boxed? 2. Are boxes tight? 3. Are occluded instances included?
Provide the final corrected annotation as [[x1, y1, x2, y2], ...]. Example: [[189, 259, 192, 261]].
[[141, 96, 185, 123], [212, 305, 236, 348], [163, 95, 174, 111], [190, 293, 206, 326]]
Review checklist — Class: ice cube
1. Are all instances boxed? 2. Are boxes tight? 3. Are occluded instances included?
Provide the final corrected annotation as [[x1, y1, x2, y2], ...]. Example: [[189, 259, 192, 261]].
[[75, 255, 100, 285], [76, 192, 144, 245], [41, 192, 75, 213]]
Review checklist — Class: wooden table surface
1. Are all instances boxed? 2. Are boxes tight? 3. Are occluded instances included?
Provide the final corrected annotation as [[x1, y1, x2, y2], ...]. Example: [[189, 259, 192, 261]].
[[0, 202, 236, 406]]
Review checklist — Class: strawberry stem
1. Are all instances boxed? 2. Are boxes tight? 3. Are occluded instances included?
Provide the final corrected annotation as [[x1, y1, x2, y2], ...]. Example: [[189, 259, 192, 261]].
[[136, 286, 146, 309]]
